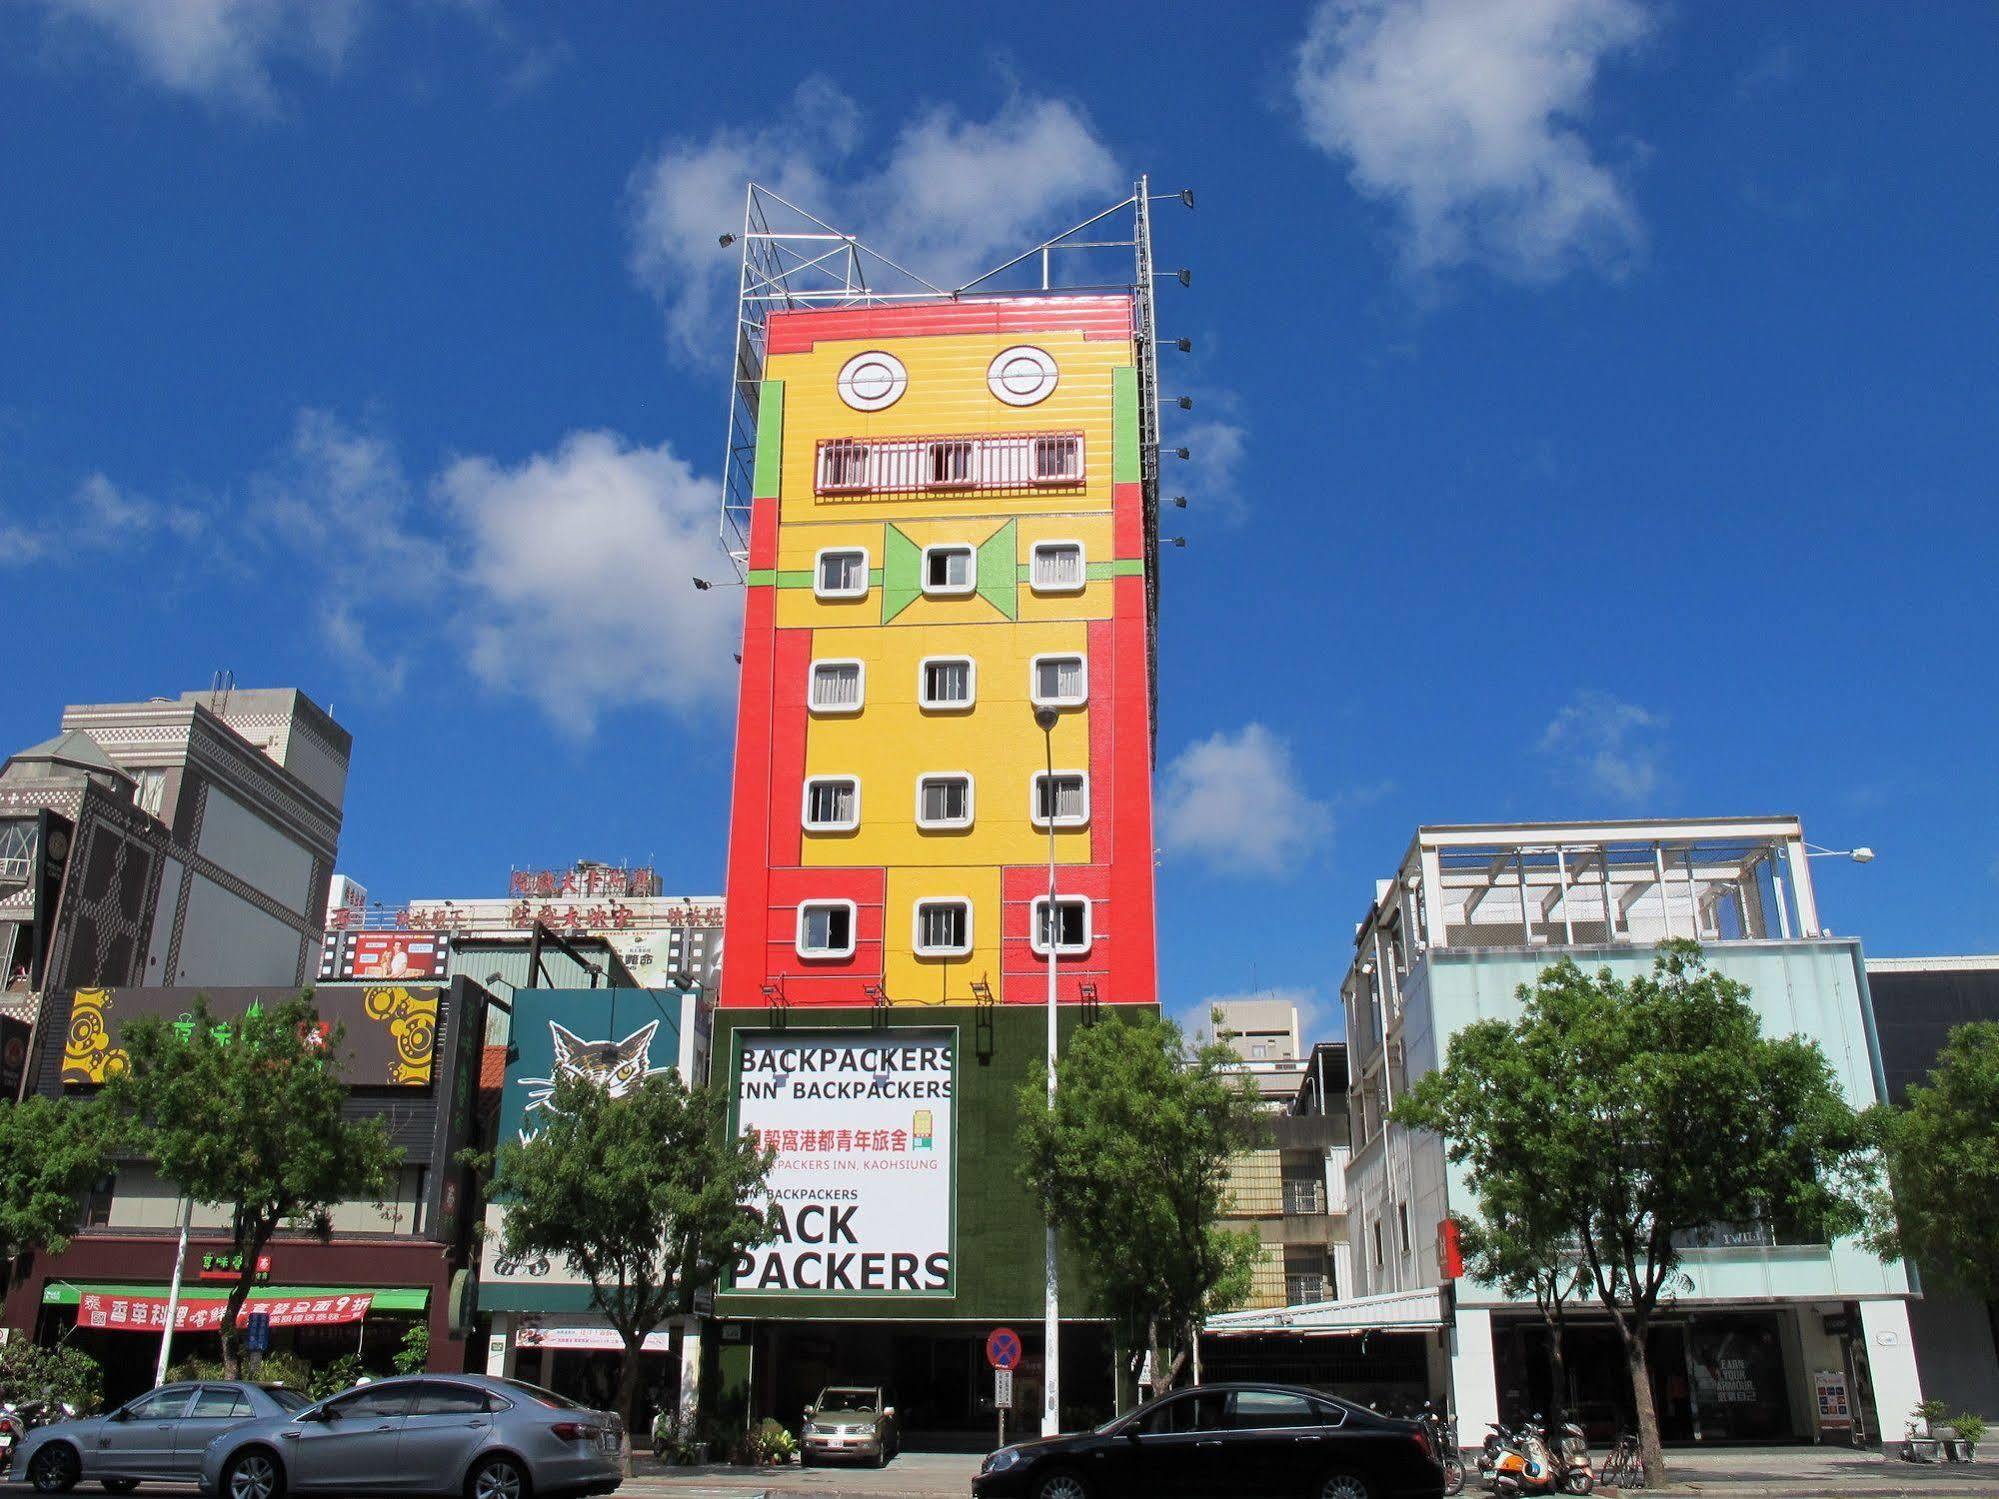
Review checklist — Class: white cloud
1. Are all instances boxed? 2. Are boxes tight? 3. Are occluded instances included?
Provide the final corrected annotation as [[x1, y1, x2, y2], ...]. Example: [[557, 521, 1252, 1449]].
[[241, 410, 737, 729], [1539, 689, 1668, 805], [1293, 0, 1653, 280], [1160, 724, 1333, 878], [30, 0, 366, 110], [435, 431, 740, 732], [0, 471, 204, 567], [1176, 410, 1250, 525], [626, 79, 1122, 361]]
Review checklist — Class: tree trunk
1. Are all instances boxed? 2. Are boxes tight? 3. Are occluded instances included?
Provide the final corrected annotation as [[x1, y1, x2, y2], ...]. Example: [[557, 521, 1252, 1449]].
[[1620, 1314, 1667, 1487], [615, 1337, 643, 1476], [218, 1237, 267, 1380], [1543, 1316, 1569, 1421]]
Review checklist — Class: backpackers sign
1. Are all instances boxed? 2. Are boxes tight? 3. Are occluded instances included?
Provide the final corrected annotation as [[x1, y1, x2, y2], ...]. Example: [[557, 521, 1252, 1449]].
[[728, 1028, 956, 1297]]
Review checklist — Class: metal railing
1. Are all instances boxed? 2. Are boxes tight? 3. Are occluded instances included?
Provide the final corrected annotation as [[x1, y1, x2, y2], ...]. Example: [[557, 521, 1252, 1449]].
[[1285, 1273, 1333, 1305], [814, 432, 1085, 497], [1283, 1179, 1327, 1217]]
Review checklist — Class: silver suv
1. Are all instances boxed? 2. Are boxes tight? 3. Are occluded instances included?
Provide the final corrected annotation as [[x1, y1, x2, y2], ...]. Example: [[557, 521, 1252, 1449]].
[[200, 1375, 623, 1499]]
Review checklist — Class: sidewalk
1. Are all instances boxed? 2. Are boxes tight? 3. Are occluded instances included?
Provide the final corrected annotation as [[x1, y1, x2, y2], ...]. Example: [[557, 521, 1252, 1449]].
[[615, 1446, 1999, 1498]]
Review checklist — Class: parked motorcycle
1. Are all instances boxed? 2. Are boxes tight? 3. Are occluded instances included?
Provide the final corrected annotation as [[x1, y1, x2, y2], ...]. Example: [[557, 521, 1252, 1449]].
[[1418, 1401, 1466, 1496], [0, 1403, 24, 1476], [1483, 1414, 1593, 1496]]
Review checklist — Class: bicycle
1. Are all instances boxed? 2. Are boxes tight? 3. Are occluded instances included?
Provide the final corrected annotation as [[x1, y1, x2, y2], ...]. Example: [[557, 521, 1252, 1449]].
[[1598, 1432, 1645, 1489]]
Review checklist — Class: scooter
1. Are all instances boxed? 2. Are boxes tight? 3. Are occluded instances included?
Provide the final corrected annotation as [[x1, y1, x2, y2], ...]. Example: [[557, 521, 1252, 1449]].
[[0, 1403, 23, 1475], [1551, 1419, 1594, 1494], [1485, 1415, 1559, 1496]]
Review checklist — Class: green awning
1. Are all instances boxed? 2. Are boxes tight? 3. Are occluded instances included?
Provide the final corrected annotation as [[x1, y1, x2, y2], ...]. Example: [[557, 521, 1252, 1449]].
[[43, 1283, 429, 1312]]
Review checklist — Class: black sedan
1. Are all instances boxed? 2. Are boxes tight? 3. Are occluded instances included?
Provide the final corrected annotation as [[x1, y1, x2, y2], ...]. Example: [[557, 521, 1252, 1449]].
[[971, 1383, 1444, 1499]]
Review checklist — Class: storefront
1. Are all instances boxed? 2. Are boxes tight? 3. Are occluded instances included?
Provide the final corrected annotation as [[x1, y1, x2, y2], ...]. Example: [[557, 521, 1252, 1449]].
[[4, 980, 488, 1400], [706, 1006, 1117, 1441], [1488, 1303, 1872, 1445], [477, 988, 700, 1436]]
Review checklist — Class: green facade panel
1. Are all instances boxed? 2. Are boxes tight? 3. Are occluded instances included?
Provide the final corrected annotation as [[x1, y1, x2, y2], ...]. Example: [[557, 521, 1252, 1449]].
[[1112, 368, 1140, 486], [752, 381, 785, 498], [713, 1004, 1138, 1322]]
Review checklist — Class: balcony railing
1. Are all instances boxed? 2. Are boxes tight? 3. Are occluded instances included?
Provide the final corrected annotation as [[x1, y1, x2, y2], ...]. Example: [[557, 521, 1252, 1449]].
[[814, 432, 1086, 497], [1285, 1273, 1333, 1305], [1283, 1179, 1326, 1217]]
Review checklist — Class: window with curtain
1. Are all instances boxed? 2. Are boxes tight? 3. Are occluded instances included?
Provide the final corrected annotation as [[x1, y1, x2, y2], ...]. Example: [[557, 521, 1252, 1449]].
[[810, 661, 863, 711], [918, 775, 972, 827], [1033, 772, 1088, 826], [1032, 654, 1086, 705], [1031, 542, 1085, 591], [914, 900, 970, 954], [921, 658, 973, 707], [804, 778, 858, 829], [816, 549, 867, 596]]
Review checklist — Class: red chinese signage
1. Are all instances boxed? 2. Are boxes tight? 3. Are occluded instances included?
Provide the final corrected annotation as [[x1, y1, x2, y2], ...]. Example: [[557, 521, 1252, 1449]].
[[78, 1291, 374, 1332], [197, 1252, 273, 1282], [508, 865, 662, 899]]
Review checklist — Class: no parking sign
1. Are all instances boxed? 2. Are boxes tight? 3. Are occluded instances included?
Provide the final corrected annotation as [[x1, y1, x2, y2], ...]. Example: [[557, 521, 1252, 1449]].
[[986, 1326, 1022, 1370]]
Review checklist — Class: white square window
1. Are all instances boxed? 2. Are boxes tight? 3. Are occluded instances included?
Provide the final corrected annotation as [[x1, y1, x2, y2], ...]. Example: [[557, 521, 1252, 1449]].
[[916, 773, 974, 830], [814, 548, 869, 599], [801, 776, 860, 832], [1029, 895, 1091, 956], [1030, 435, 1083, 483], [919, 656, 976, 711], [808, 660, 865, 714], [1030, 653, 1088, 707], [795, 900, 857, 960], [1030, 541, 1085, 594], [922, 544, 976, 597], [1030, 771, 1089, 829], [912, 898, 973, 957]]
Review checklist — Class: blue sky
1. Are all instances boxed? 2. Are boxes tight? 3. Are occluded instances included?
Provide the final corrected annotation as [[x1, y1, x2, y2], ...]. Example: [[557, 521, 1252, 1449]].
[[4, 1, 1995, 1042]]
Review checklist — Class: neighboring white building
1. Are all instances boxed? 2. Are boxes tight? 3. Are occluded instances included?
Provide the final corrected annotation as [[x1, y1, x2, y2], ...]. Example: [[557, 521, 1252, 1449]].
[[1343, 816, 1920, 1446]]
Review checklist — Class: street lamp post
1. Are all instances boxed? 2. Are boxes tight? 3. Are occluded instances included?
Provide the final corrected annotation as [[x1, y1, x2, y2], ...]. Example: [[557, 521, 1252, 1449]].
[[1035, 703, 1061, 1437]]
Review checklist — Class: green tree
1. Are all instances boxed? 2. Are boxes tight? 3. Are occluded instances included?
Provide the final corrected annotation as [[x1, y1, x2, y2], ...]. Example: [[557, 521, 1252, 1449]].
[[101, 994, 401, 1377], [1452, 1204, 1591, 1418], [0, 1340, 104, 1415], [1, 1095, 112, 1300], [1017, 1010, 1268, 1398], [1864, 1020, 1999, 1300], [490, 1071, 774, 1451], [1392, 943, 1869, 1486]]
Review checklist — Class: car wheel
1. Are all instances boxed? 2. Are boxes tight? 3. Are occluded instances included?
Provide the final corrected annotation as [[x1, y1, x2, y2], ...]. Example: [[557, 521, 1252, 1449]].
[[1317, 1474, 1374, 1499], [468, 1455, 530, 1499], [28, 1445, 80, 1494], [223, 1452, 284, 1499], [102, 1481, 142, 1494], [1030, 1471, 1092, 1499]]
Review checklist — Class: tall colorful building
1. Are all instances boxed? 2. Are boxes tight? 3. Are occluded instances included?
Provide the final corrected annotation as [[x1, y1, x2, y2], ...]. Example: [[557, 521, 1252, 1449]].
[[704, 184, 1173, 1435], [719, 295, 1158, 1012]]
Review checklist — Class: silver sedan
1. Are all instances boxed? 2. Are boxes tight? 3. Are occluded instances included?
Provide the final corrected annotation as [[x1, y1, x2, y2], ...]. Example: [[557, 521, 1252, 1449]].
[[16, 1382, 311, 1493], [199, 1375, 624, 1499]]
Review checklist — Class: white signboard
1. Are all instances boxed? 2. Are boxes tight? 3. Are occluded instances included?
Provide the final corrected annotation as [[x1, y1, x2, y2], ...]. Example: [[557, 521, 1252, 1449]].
[[995, 1368, 1014, 1409], [730, 1029, 955, 1296], [516, 1316, 673, 1353]]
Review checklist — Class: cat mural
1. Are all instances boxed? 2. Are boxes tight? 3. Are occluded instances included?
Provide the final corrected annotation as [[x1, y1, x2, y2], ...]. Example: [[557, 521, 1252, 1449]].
[[517, 1020, 670, 1141]]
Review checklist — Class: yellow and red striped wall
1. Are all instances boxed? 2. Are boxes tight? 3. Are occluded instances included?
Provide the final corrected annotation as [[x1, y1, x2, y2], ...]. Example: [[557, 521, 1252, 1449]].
[[719, 294, 1157, 1009]]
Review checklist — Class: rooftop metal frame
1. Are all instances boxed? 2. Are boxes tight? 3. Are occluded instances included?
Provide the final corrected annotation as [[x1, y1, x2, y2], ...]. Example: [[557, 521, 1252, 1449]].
[[717, 177, 1176, 669]]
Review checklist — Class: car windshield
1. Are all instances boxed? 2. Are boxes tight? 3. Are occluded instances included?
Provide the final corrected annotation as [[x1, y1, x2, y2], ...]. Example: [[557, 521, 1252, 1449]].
[[817, 1390, 879, 1414], [495, 1380, 583, 1410], [263, 1388, 312, 1413]]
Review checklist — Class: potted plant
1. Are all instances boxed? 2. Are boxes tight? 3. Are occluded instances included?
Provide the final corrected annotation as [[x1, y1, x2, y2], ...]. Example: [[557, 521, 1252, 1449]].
[[1916, 1398, 1952, 1438], [1949, 1411, 1984, 1462], [1903, 1400, 1950, 1463]]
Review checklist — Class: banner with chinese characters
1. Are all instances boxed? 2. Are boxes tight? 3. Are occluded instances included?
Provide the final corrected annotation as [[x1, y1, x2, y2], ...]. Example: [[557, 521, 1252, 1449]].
[[728, 1029, 956, 1297], [78, 1291, 374, 1332]]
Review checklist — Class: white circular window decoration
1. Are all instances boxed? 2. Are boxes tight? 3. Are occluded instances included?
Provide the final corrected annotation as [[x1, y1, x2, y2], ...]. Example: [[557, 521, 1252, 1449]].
[[987, 346, 1059, 406], [837, 351, 908, 411]]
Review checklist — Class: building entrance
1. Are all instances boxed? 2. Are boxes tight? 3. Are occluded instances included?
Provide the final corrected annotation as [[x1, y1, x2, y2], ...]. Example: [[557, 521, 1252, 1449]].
[[734, 1321, 1114, 1444]]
